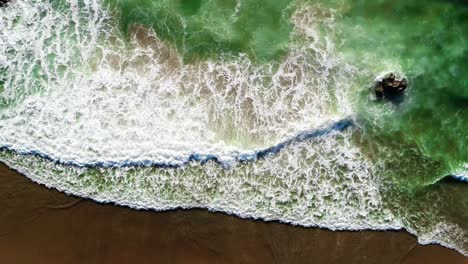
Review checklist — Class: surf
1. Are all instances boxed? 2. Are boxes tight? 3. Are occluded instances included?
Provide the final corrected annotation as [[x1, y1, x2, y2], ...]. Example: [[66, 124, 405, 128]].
[[0, 0, 466, 256]]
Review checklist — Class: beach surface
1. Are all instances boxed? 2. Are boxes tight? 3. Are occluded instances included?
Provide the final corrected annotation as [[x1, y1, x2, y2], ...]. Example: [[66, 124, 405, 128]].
[[0, 163, 466, 264]]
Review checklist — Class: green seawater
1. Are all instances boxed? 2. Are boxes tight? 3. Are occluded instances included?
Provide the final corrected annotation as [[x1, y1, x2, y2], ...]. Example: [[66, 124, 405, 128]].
[[104, 0, 295, 62], [340, 0, 467, 181], [104, 1, 467, 174], [104, 0, 467, 247], [104, 0, 466, 177], [0, 0, 467, 254], [338, 0, 468, 246]]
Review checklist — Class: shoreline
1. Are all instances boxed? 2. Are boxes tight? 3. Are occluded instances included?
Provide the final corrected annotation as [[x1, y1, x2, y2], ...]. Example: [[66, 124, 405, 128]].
[[0, 162, 466, 263]]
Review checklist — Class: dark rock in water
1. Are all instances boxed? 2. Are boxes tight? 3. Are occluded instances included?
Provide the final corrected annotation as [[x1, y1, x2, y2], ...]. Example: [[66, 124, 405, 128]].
[[0, 0, 9, 8], [375, 73, 407, 104]]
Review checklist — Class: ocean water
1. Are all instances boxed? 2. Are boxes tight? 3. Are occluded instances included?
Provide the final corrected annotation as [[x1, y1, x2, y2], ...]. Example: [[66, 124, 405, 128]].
[[0, 0, 466, 255]]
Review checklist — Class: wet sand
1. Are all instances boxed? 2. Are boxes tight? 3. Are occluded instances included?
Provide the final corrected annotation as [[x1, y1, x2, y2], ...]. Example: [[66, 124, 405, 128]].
[[0, 163, 466, 264]]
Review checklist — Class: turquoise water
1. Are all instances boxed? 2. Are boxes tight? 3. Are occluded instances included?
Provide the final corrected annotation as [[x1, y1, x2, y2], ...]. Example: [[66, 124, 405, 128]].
[[0, 0, 466, 255]]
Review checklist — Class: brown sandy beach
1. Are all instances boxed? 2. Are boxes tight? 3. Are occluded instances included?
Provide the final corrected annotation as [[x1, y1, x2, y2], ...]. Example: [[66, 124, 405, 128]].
[[0, 163, 466, 264]]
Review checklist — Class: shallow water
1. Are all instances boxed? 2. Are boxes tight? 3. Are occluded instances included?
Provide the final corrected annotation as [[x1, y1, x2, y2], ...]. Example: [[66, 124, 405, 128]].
[[0, 0, 466, 255]]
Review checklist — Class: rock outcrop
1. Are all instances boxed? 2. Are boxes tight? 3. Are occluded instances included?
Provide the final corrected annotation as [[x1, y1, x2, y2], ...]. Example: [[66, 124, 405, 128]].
[[375, 73, 407, 103]]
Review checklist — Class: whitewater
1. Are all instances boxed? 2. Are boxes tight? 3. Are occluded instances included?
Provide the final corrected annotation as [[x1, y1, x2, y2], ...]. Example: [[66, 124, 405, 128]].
[[0, 0, 466, 256]]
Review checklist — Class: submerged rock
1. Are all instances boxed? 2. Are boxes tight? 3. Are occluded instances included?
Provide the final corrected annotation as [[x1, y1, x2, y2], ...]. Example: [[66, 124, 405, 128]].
[[374, 73, 407, 104]]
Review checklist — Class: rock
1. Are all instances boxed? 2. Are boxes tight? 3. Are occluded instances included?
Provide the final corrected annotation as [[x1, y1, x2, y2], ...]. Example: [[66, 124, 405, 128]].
[[0, 0, 9, 7], [375, 73, 407, 103]]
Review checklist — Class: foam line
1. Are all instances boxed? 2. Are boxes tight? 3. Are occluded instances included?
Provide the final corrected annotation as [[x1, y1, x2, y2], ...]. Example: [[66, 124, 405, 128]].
[[0, 118, 355, 169]]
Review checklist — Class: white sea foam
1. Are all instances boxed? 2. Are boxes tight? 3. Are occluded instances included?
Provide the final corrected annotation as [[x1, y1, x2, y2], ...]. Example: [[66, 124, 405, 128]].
[[0, 129, 400, 230], [0, 1, 353, 165]]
